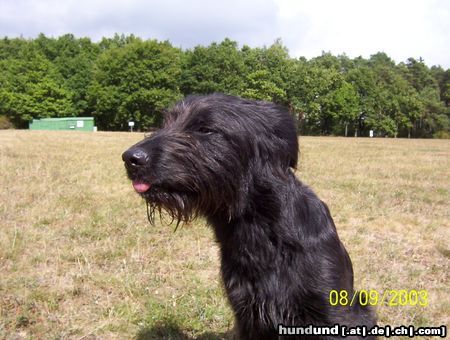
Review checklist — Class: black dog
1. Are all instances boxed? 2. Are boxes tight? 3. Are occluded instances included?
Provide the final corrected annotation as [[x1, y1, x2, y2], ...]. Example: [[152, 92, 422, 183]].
[[122, 94, 376, 339]]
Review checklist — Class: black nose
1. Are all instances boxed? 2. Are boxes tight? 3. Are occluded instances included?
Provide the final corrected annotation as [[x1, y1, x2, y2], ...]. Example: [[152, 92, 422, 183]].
[[122, 147, 149, 167]]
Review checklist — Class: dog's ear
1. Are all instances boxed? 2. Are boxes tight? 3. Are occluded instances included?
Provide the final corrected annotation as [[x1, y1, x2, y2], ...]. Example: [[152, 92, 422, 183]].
[[247, 103, 299, 174], [275, 116, 299, 169], [253, 131, 298, 177], [269, 108, 299, 170]]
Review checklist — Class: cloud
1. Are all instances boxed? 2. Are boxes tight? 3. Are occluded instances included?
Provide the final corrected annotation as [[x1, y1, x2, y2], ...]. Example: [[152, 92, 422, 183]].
[[0, 0, 448, 67], [0, 0, 280, 47], [275, 0, 450, 67]]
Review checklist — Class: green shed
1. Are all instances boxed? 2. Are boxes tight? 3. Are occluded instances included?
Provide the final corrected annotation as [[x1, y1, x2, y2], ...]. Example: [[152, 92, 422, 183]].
[[29, 117, 96, 131]]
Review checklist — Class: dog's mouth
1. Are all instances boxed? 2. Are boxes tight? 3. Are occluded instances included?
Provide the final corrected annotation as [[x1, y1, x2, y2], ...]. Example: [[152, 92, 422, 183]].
[[133, 183, 199, 227], [132, 180, 151, 193]]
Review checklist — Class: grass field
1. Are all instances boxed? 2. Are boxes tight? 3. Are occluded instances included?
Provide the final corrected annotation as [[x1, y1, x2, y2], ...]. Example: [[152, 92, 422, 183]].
[[0, 130, 449, 339]]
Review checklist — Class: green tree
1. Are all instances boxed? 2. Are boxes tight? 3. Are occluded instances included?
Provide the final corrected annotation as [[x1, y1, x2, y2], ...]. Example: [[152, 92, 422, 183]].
[[326, 81, 360, 136], [34, 34, 100, 116], [241, 69, 286, 101], [181, 38, 245, 95], [0, 41, 75, 127], [88, 39, 182, 130], [346, 65, 378, 136], [240, 40, 290, 103], [290, 60, 343, 135]]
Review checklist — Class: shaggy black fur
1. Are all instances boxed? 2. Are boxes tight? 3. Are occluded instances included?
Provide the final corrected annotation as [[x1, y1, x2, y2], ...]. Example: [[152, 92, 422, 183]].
[[122, 94, 376, 339]]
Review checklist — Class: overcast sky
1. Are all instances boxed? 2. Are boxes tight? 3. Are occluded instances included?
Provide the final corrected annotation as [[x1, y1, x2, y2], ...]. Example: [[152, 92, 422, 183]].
[[0, 0, 449, 68]]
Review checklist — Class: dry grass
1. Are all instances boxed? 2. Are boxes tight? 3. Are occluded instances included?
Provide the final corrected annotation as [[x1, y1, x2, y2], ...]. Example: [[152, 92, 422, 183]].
[[0, 130, 448, 339]]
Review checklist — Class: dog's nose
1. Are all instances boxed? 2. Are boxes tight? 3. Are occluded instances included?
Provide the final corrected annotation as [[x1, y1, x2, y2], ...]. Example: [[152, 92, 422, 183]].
[[122, 147, 149, 167]]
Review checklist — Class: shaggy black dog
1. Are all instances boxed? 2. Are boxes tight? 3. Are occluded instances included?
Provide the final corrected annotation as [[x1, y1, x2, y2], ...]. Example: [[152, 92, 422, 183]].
[[122, 94, 376, 339]]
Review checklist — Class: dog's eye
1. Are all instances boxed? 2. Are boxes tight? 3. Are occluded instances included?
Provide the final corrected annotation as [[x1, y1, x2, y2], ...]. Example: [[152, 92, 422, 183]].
[[197, 127, 215, 135]]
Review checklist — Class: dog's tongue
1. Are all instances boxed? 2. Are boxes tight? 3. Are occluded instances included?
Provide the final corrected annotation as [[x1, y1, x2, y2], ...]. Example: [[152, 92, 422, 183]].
[[132, 181, 151, 193]]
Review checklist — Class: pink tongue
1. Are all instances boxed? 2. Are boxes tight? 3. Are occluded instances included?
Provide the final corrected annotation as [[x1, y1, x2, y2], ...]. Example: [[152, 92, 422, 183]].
[[132, 181, 151, 193]]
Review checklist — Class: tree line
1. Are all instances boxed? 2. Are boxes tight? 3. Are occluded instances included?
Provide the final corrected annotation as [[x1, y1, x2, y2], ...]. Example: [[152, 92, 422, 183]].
[[0, 34, 449, 138]]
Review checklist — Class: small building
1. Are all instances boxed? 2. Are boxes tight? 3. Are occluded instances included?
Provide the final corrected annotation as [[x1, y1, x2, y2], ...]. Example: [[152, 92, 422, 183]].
[[29, 117, 96, 131]]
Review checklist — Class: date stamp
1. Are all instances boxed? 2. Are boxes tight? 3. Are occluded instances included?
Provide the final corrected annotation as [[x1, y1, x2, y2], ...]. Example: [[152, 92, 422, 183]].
[[329, 289, 428, 307]]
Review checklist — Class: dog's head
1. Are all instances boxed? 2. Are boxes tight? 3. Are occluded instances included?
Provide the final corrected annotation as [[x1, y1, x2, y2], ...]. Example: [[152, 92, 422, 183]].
[[122, 94, 298, 225]]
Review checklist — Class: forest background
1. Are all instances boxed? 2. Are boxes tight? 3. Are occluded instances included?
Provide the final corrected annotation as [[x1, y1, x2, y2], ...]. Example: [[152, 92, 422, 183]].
[[0, 34, 449, 138]]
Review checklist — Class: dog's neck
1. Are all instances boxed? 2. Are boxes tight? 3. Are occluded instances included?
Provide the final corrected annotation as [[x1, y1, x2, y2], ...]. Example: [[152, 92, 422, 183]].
[[207, 169, 297, 245]]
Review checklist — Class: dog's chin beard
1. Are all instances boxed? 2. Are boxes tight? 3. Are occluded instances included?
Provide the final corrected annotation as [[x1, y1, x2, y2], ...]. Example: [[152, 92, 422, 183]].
[[144, 189, 200, 230]]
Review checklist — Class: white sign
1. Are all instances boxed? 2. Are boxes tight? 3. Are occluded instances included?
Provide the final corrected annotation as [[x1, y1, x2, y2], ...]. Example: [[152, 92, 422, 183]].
[[77, 120, 84, 128], [369, 130, 374, 138], [128, 121, 135, 127]]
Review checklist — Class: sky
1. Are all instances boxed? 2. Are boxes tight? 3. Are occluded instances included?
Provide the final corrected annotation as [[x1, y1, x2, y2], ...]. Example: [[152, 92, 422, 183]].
[[0, 0, 449, 68]]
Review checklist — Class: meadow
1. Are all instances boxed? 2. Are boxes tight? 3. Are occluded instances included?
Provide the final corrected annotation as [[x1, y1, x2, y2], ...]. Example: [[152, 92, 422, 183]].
[[0, 130, 448, 339]]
